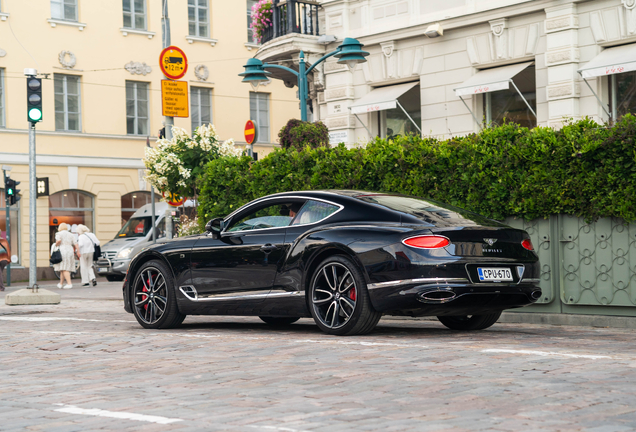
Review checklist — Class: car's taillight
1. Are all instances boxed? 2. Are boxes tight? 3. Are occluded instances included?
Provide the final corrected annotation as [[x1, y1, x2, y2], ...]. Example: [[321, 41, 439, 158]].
[[521, 239, 534, 251], [403, 235, 450, 249]]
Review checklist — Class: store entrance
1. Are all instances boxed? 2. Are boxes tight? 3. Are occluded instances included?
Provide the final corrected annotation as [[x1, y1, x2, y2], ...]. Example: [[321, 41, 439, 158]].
[[48, 190, 94, 247]]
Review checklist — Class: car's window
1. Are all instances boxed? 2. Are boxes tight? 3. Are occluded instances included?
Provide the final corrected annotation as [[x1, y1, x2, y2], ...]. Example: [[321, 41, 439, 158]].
[[226, 202, 303, 232], [291, 200, 339, 225], [117, 216, 152, 237]]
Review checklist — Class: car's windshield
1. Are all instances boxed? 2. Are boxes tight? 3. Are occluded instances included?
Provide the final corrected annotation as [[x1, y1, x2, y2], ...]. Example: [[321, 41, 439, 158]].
[[117, 216, 152, 238]]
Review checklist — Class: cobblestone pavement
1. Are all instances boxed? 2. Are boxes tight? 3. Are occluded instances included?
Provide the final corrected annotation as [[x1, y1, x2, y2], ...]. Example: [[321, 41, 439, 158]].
[[1, 282, 636, 431]]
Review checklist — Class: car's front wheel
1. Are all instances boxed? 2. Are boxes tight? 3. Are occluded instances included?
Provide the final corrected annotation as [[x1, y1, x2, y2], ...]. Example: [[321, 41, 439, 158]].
[[132, 260, 185, 329], [309, 255, 381, 336], [437, 311, 502, 330]]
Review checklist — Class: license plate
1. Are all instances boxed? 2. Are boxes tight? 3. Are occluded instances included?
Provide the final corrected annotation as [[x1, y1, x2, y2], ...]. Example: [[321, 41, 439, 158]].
[[98, 267, 108, 273], [477, 267, 513, 282]]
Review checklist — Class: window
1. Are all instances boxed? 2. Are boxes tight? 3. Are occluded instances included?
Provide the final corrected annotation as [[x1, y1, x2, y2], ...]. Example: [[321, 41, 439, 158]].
[[191, 87, 212, 131], [121, 191, 151, 226], [54, 74, 81, 132], [291, 200, 339, 225], [250, 92, 270, 143], [51, 0, 78, 21], [609, 71, 636, 120], [378, 85, 421, 139], [0, 189, 20, 264], [188, 0, 209, 37], [0, 68, 4, 128], [126, 81, 149, 135], [123, 0, 146, 30], [484, 65, 536, 128], [247, 0, 258, 43], [49, 190, 94, 248], [227, 201, 304, 232]]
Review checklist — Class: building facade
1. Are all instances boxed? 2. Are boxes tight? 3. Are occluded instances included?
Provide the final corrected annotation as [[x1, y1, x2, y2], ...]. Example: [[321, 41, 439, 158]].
[[0, 0, 299, 278], [255, 0, 636, 145]]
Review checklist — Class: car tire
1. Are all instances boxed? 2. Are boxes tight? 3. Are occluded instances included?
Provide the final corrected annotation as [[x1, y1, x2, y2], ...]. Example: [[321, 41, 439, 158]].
[[106, 275, 124, 282], [309, 255, 381, 336], [259, 316, 300, 326], [437, 311, 502, 331], [131, 260, 186, 329]]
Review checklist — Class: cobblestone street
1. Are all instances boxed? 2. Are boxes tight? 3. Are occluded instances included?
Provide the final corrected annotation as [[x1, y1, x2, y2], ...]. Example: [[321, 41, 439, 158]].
[[1, 282, 635, 431]]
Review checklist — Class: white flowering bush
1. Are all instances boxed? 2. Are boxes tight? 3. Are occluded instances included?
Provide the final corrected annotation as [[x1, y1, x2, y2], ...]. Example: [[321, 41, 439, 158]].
[[176, 214, 201, 237], [143, 124, 242, 200]]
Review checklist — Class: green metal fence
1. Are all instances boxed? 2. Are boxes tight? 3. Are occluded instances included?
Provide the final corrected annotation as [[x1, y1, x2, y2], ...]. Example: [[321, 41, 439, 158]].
[[504, 215, 636, 317]]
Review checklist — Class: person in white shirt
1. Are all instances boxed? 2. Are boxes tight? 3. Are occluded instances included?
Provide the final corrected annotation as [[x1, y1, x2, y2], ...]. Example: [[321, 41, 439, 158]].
[[77, 224, 100, 287]]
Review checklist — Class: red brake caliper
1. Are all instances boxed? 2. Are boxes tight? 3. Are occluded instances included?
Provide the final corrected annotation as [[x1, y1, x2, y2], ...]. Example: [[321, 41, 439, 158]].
[[349, 285, 356, 301], [142, 276, 150, 311]]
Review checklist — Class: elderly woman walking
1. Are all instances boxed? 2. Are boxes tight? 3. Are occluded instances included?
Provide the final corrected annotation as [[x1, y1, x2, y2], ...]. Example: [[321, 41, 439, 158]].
[[77, 224, 99, 287], [55, 223, 79, 289]]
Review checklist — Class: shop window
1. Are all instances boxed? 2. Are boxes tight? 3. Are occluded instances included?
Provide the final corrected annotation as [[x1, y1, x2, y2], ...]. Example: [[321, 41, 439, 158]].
[[126, 81, 149, 135], [250, 92, 270, 142], [188, 0, 209, 37], [123, 0, 146, 30], [121, 191, 151, 226], [51, 0, 78, 21], [54, 74, 82, 132], [378, 85, 421, 139], [48, 190, 94, 248], [191, 87, 212, 132], [0, 189, 20, 264], [609, 71, 636, 120], [484, 65, 536, 128]]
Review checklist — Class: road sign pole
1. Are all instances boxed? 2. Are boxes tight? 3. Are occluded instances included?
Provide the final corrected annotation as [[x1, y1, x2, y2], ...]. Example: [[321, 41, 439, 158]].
[[28, 122, 37, 290], [2, 168, 10, 286], [162, 0, 173, 141]]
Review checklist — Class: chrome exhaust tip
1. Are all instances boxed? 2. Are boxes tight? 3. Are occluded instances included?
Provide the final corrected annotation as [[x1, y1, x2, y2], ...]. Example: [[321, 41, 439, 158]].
[[417, 288, 456, 304], [530, 290, 542, 300]]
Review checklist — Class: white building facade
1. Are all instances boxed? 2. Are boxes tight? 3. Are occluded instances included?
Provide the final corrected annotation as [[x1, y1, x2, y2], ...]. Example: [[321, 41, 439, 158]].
[[255, 0, 636, 144]]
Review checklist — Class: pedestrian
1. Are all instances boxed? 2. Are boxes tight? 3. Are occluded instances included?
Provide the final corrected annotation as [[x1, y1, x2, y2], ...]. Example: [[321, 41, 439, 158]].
[[77, 224, 99, 287], [55, 223, 79, 289], [0, 231, 9, 292]]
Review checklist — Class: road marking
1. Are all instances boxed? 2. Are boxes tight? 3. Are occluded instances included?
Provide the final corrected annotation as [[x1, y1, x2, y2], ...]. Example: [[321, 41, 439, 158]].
[[482, 349, 614, 360], [0, 316, 134, 323], [53, 404, 182, 425], [248, 426, 313, 432], [294, 338, 428, 348]]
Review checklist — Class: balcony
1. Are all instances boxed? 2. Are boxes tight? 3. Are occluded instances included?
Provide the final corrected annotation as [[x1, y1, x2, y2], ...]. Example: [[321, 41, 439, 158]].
[[261, 0, 321, 45]]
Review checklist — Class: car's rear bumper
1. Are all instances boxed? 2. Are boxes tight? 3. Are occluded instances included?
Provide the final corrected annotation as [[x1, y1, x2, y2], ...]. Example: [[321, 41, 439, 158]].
[[367, 278, 541, 316]]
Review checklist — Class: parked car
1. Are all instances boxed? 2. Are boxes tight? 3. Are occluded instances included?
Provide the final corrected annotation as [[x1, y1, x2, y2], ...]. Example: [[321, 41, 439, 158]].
[[96, 202, 169, 282], [122, 190, 541, 335]]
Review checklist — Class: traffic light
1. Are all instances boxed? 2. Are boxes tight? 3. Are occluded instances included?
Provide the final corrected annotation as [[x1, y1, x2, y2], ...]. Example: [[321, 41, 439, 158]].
[[5, 178, 21, 206], [26, 77, 43, 123]]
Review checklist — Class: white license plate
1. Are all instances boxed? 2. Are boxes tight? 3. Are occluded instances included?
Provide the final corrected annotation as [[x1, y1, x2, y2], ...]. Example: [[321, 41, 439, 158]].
[[98, 267, 108, 273], [477, 267, 513, 282]]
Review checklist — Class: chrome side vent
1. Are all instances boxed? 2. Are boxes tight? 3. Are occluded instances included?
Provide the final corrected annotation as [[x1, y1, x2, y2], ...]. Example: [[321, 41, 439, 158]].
[[179, 286, 198, 300]]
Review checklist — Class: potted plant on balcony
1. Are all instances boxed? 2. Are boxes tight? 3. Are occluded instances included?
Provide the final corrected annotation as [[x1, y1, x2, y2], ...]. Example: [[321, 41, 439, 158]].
[[250, 0, 273, 44]]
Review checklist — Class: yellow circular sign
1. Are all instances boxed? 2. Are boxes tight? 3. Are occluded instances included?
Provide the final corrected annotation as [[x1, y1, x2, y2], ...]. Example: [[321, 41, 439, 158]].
[[159, 46, 188, 80], [163, 192, 185, 207]]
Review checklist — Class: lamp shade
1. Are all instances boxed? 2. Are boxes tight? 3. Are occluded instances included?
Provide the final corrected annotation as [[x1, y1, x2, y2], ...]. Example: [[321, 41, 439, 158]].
[[239, 58, 271, 84], [334, 37, 369, 66]]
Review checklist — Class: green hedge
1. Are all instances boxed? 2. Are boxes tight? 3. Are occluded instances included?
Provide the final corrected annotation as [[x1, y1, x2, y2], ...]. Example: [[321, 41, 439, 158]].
[[198, 116, 636, 224]]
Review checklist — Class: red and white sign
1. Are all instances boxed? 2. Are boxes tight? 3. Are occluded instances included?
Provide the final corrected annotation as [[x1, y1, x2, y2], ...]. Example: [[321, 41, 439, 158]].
[[244, 120, 257, 144], [581, 62, 636, 79], [455, 80, 509, 97]]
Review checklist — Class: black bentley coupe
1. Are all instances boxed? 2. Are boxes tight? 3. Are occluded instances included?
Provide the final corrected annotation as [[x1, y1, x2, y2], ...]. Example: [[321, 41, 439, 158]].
[[123, 190, 541, 335]]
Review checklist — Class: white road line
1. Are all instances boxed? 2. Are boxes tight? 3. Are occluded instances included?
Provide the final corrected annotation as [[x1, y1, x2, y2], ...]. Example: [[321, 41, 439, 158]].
[[294, 338, 429, 348], [248, 426, 313, 432], [0, 316, 134, 323], [53, 404, 182, 425], [482, 348, 614, 360]]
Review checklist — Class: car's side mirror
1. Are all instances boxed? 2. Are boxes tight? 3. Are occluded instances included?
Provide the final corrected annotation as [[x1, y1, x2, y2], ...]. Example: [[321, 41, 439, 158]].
[[205, 217, 224, 239]]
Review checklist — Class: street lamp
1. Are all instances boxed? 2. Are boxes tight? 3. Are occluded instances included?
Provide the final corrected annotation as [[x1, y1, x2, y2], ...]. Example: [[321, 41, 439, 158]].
[[240, 37, 369, 121]]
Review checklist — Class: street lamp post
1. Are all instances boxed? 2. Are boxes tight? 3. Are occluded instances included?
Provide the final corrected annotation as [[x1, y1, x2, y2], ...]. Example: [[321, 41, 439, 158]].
[[239, 38, 369, 122]]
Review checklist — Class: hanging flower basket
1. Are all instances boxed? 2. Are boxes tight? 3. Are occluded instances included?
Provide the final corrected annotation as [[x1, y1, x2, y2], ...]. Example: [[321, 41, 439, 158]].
[[250, 0, 273, 44]]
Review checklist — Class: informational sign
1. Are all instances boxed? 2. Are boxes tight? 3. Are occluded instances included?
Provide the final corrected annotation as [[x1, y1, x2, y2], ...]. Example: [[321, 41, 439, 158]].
[[329, 130, 349, 145], [163, 192, 185, 207], [159, 46, 188, 80], [244, 120, 257, 144], [36, 177, 49, 198], [161, 80, 189, 118]]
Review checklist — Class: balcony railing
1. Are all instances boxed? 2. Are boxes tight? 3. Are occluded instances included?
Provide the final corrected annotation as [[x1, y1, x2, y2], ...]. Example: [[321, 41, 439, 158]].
[[261, 0, 321, 45]]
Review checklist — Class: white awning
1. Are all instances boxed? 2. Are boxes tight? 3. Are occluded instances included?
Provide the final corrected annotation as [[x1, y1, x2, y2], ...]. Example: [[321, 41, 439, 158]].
[[349, 82, 418, 115], [454, 62, 533, 97], [579, 44, 636, 78]]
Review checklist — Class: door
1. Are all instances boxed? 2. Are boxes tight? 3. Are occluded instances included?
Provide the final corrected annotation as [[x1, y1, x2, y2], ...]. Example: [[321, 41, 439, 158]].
[[190, 199, 306, 299]]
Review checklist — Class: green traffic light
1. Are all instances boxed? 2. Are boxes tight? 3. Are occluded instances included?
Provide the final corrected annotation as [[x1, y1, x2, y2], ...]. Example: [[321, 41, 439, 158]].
[[28, 108, 42, 122], [7, 188, 14, 196]]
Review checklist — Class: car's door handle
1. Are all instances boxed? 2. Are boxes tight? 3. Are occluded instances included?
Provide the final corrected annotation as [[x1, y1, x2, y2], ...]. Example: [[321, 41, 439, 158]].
[[260, 244, 279, 252]]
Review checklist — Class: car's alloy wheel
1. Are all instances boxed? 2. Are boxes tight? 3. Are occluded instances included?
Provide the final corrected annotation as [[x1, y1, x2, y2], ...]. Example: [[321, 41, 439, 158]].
[[309, 256, 381, 336], [132, 260, 185, 329], [437, 311, 502, 331]]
